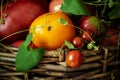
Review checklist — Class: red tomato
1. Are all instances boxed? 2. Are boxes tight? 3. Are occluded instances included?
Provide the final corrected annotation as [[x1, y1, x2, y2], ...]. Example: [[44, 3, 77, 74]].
[[81, 30, 92, 42], [0, 0, 48, 43], [100, 28, 119, 46], [11, 40, 24, 48], [66, 50, 83, 68], [72, 36, 84, 48], [79, 16, 106, 37], [29, 42, 37, 49], [11, 40, 37, 48], [49, 0, 63, 12]]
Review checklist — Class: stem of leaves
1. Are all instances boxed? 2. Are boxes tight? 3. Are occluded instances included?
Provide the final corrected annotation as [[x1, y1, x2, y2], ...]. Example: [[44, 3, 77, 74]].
[[0, 0, 4, 24], [0, 29, 29, 42], [70, 24, 94, 42], [24, 72, 28, 80], [0, 0, 9, 24], [0, 0, 3, 15], [69, 24, 99, 50], [101, 0, 108, 17]]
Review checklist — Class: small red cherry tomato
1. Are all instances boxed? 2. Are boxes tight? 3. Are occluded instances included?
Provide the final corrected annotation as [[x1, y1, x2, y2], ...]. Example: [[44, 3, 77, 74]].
[[66, 50, 83, 68], [11, 40, 24, 48], [82, 30, 92, 42], [11, 40, 37, 49], [72, 37, 84, 48]]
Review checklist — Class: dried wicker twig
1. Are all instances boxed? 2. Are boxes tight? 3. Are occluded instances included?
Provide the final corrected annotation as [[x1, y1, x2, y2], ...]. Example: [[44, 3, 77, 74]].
[[0, 52, 15, 57], [57, 62, 68, 67], [38, 60, 120, 72], [38, 62, 102, 72], [40, 57, 59, 63], [83, 55, 103, 63], [32, 77, 57, 80], [72, 69, 101, 80], [44, 50, 59, 57], [35, 70, 83, 77], [81, 48, 104, 57], [86, 70, 119, 80], [0, 72, 25, 76], [0, 62, 14, 66], [0, 45, 119, 79], [10, 76, 22, 80], [0, 56, 15, 62]]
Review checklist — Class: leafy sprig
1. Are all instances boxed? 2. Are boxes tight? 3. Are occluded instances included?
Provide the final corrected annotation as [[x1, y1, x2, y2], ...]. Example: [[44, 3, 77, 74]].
[[61, 0, 90, 16], [15, 33, 44, 72]]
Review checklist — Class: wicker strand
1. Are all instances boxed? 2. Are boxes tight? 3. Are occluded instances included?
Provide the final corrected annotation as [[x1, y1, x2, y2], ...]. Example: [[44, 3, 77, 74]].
[[102, 48, 108, 72]]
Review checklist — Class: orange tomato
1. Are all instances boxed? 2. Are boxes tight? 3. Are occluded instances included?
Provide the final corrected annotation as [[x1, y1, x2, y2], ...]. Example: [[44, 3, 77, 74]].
[[29, 12, 76, 50]]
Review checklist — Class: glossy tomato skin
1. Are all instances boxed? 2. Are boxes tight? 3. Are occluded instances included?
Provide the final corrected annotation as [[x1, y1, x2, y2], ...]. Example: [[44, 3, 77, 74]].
[[0, 0, 49, 43], [79, 16, 106, 37], [79, 16, 93, 30], [72, 37, 84, 48], [66, 50, 83, 68], [49, 0, 63, 12], [81, 30, 92, 42], [29, 12, 76, 50]]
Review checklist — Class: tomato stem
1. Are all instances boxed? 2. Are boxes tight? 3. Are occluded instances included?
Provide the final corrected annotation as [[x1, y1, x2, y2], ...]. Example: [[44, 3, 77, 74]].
[[0, 29, 29, 42], [0, 0, 3, 14], [84, 1, 120, 6], [0, 0, 8, 24], [0, 0, 3, 24], [69, 24, 93, 41]]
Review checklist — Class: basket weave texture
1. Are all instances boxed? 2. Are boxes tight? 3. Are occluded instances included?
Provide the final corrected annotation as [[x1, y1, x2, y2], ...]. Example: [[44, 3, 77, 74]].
[[0, 45, 120, 80]]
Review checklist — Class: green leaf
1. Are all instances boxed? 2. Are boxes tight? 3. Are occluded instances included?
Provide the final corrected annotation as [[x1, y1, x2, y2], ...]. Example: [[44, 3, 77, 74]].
[[24, 33, 32, 48], [108, 5, 120, 19], [61, 0, 90, 15], [58, 18, 68, 25], [64, 40, 75, 49], [87, 41, 99, 50], [15, 34, 44, 72], [108, 0, 115, 8]]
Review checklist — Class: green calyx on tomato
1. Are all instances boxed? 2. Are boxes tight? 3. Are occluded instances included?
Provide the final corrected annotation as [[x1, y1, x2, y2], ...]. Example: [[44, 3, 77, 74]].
[[79, 16, 106, 38], [89, 16, 106, 34], [87, 41, 99, 50]]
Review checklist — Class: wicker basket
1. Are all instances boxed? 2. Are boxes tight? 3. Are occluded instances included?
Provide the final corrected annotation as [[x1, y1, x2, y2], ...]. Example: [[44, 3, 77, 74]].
[[0, 45, 120, 80]]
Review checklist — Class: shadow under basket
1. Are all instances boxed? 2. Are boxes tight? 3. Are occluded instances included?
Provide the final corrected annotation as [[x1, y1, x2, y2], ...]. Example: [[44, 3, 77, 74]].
[[0, 45, 120, 80]]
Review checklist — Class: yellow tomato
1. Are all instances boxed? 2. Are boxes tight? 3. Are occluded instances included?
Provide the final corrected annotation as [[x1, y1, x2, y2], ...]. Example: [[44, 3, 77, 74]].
[[29, 12, 76, 50]]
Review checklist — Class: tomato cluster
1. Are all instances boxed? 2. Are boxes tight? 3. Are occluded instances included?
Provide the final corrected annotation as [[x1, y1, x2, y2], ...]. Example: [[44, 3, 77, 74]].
[[48, 0, 119, 68], [1, 0, 119, 69]]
